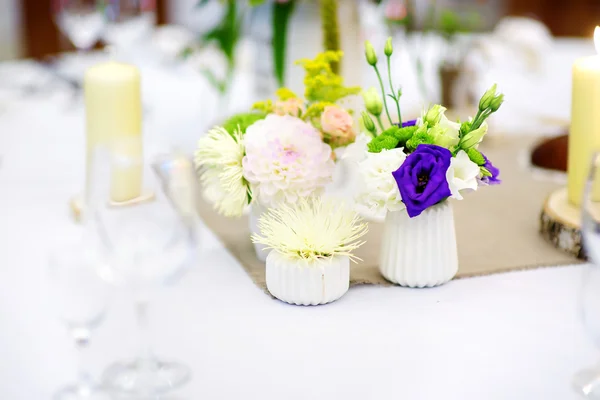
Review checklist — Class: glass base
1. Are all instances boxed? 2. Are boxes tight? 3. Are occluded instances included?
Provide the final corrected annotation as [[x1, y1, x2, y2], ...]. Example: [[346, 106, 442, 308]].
[[102, 358, 190, 396], [53, 384, 111, 400], [573, 367, 600, 398]]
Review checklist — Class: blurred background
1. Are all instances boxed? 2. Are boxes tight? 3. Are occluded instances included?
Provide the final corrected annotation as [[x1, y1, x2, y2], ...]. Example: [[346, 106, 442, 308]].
[[1, 0, 598, 61]]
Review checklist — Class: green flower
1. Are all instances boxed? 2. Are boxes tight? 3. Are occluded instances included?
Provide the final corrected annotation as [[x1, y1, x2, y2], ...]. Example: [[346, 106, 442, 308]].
[[460, 122, 488, 150], [365, 40, 378, 66], [222, 112, 266, 136], [406, 125, 435, 151], [362, 87, 383, 116], [384, 37, 393, 57], [423, 104, 446, 125], [361, 111, 376, 135], [478, 84, 497, 111]]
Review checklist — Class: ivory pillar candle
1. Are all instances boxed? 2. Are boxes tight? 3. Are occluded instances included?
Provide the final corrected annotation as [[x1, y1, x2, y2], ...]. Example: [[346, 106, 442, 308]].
[[568, 27, 600, 206], [84, 61, 143, 203]]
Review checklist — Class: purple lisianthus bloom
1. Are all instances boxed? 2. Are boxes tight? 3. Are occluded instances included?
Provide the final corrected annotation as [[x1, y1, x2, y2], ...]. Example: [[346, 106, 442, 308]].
[[392, 144, 452, 218], [395, 119, 417, 128], [480, 153, 501, 185]]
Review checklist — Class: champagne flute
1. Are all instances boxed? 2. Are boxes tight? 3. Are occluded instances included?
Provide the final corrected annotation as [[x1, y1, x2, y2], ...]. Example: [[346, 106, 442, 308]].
[[47, 238, 112, 400], [103, 0, 156, 58], [574, 152, 600, 398], [53, 0, 107, 52], [85, 143, 197, 396]]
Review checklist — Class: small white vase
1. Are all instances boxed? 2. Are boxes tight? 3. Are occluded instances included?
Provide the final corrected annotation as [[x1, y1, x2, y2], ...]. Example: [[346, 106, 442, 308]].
[[266, 251, 350, 306], [379, 201, 458, 288], [249, 202, 269, 262]]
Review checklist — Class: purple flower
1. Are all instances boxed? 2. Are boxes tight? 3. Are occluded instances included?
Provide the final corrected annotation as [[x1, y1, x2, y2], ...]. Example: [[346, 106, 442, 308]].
[[481, 153, 501, 185], [395, 119, 417, 128], [392, 144, 452, 218]]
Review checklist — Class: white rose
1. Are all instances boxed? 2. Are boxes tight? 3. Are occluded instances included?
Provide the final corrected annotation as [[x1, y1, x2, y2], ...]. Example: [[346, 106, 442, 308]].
[[446, 150, 480, 200]]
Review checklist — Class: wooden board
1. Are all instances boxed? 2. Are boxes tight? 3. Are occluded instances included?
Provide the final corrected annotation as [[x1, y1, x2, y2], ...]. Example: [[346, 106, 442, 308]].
[[540, 187, 587, 260]]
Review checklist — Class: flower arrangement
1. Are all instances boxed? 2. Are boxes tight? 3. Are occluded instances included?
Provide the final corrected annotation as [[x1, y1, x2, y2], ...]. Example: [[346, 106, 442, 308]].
[[252, 196, 368, 262], [356, 38, 504, 218], [195, 50, 361, 218]]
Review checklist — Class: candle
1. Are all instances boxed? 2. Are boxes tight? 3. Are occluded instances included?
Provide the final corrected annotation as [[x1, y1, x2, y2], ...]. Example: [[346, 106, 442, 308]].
[[84, 61, 143, 203], [568, 27, 600, 206]]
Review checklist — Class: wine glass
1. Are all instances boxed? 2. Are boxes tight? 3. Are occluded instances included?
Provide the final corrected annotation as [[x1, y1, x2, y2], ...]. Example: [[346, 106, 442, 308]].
[[574, 152, 600, 398], [103, 0, 156, 58], [47, 237, 112, 400], [53, 0, 107, 52], [85, 143, 197, 396]]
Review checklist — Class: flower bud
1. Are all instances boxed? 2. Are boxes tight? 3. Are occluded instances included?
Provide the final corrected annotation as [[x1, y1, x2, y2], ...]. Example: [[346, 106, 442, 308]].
[[362, 111, 376, 134], [478, 84, 497, 111], [423, 104, 446, 126], [384, 37, 394, 57], [489, 93, 504, 112], [365, 40, 378, 66], [460, 122, 488, 150], [362, 87, 383, 116]]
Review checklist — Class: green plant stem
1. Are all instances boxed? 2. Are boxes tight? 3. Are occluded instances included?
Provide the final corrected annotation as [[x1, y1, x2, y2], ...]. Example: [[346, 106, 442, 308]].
[[373, 65, 393, 125], [386, 56, 402, 123], [375, 115, 385, 132]]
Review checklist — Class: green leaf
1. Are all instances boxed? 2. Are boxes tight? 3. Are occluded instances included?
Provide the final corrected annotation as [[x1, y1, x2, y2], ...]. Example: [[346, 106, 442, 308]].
[[466, 148, 486, 166], [272, 1, 296, 87], [222, 112, 267, 136]]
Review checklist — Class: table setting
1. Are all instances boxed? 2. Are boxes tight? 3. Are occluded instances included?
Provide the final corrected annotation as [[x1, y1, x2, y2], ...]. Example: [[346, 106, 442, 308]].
[[4, 1, 600, 399]]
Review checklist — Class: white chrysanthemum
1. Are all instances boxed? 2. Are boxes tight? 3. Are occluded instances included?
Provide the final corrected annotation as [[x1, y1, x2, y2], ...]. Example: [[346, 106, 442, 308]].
[[242, 114, 334, 207], [194, 126, 249, 217], [355, 148, 407, 217], [252, 197, 368, 263], [446, 150, 480, 200]]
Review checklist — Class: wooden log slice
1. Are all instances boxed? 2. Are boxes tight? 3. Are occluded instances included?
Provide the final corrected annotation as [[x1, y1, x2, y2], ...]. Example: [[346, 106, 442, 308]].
[[540, 187, 587, 260]]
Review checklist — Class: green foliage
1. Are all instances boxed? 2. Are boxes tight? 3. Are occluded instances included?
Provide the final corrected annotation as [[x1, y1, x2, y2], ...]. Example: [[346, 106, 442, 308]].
[[197, 0, 242, 93], [296, 51, 361, 103], [222, 112, 266, 136], [272, 1, 296, 87], [466, 148, 486, 166], [438, 9, 480, 42]]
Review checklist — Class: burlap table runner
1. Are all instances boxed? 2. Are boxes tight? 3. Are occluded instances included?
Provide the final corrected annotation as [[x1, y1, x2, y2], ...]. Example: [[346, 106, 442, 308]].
[[196, 136, 582, 292]]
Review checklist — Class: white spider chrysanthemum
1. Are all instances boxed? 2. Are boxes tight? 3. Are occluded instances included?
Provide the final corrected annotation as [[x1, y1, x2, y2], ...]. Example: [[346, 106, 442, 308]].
[[194, 126, 249, 217], [252, 197, 368, 263]]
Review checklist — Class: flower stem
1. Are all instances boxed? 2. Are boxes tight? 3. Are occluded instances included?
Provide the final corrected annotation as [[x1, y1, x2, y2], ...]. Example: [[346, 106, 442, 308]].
[[373, 65, 393, 126], [386, 56, 402, 124], [376, 115, 385, 131]]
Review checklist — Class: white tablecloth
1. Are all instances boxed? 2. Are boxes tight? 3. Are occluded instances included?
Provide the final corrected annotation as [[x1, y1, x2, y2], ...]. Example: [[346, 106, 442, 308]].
[[0, 40, 596, 400]]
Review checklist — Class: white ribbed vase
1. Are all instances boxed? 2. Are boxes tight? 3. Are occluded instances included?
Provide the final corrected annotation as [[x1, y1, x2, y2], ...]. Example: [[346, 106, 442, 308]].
[[266, 251, 350, 306], [249, 203, 269, 262], [379, 201, 458, 288]]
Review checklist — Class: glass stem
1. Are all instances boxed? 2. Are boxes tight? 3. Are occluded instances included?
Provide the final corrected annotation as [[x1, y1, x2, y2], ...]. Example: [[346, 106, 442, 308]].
[[72, 328, 94, 396], [135, 300, 155, 367]]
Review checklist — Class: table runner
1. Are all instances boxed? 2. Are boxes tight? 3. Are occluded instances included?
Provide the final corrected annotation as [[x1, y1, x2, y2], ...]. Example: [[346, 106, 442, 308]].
[[195, 136, 582, 292]]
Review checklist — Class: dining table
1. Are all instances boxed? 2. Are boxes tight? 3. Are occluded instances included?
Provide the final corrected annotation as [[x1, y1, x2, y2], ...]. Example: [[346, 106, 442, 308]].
[[0, 33, 596, 400]]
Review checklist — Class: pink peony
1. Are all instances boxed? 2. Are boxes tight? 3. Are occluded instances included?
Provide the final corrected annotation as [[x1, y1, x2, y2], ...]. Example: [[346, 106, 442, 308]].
[[274, 98, 304, 117], [242, 114, 334, 207], [320, 105, 356, 147]]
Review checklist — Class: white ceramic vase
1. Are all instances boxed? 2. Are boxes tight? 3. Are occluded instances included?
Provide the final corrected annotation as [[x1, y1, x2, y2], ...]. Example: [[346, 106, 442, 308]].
[[266, 251, 350, 306], [249, 202, 269, 262], [379, 201, 458, 288]]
